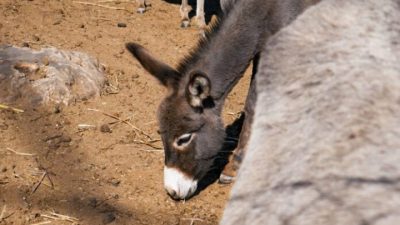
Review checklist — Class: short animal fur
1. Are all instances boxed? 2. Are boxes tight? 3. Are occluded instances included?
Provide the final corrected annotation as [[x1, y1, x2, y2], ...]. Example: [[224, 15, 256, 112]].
[[221, 0, 400, 224], [127, 0, 319, 200]]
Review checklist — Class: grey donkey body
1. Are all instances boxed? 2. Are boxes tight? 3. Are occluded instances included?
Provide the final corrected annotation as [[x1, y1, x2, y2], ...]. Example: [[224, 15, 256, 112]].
[[126, 0, 319, 200], [221, 0, 400, 224]]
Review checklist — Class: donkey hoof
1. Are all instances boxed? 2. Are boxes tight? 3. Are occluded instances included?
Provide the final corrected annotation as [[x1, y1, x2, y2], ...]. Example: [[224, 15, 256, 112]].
[[218, 174, 236, 184], [199, 30, 206, 38], [137, 7, 146, 14], [181, 20, 190, 28]]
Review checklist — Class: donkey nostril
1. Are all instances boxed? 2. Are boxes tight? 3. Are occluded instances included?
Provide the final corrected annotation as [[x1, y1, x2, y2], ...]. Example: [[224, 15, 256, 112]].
[[165, 188, 180, 200]]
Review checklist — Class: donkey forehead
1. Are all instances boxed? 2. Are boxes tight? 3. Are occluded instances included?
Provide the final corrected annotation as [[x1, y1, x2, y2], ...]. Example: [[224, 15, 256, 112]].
[[157, 97, 203, 133]]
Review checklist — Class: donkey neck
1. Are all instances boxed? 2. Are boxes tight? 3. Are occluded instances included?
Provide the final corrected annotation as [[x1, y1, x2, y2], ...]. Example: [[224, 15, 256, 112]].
[[194, 0, 271, 101], [178, 0, 319, 103]]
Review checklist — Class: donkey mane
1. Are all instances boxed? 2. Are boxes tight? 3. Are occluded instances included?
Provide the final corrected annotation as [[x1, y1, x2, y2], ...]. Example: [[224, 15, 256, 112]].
[[176, 15, 226, 76]]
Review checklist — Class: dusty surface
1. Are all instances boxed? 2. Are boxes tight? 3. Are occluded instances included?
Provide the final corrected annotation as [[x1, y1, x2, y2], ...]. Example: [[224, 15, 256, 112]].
[[0, 0, 251, 224]]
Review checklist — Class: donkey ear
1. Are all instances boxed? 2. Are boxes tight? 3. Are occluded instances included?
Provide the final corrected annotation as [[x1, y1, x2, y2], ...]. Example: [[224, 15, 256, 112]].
[[126, 42, 180, 87], [186, 72, 212, 108]]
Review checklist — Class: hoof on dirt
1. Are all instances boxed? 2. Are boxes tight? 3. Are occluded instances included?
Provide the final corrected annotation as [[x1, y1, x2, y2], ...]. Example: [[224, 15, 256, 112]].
[[181, 20, 190, 28], [137, 7, 146, 14], [218, 174, 236, 184], [199, 30, 206, 38]]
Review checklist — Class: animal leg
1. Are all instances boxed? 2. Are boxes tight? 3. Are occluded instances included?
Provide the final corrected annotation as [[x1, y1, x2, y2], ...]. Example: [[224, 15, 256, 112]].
[[180, 0, 192, 28], [137, 0, 147, 13], [219, 54, 259, 184], [196, 0, 206, 35]]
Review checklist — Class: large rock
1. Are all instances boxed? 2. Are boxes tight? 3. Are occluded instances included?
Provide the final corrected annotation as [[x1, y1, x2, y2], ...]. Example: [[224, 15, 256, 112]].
[[221, 0, 400, 224], [0, 46, 105, 106]]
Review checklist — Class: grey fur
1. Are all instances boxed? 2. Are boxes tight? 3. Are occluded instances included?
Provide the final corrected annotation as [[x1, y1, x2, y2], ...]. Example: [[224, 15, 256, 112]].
[[127, 0, 319, 199], [221, 0, 400, 224]]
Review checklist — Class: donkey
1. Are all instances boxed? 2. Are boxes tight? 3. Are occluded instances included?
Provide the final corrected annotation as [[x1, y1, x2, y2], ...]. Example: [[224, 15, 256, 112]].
[[137, 0, 221, 32], [127, 0, 319, 200], [221, 0, 400, 224]]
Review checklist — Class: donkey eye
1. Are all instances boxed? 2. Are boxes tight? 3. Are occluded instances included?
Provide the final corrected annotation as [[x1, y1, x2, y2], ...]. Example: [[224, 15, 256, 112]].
[[176, 133, 193, 147]]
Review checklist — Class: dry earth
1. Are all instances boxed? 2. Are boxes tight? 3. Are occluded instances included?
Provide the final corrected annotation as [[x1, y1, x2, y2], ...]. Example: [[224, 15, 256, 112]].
[[0, 0, 252, 224]]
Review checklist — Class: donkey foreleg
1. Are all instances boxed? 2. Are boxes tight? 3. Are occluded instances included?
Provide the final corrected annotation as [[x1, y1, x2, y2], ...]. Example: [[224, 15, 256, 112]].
[[219, 54, 259, 184], [180, 0, 192, 28], [196, 0, 206, 35]]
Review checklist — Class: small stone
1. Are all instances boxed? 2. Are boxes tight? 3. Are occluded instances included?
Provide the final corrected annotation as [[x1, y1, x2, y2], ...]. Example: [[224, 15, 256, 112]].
[[79, 24, 85, 28], [53, 105, 61, 114], [117, 22, 127, 28], [22, 42, 30, 48], [100, 124, 112, 133], [53, 19, 62, 25], [109, 178, 120, 187], [1, 167, 7, 173], [61, 135, 72, 143], [32, 35, 40, 42]]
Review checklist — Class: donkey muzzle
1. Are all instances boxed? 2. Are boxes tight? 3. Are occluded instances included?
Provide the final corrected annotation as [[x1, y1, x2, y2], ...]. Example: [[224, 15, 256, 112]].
[[164, 166, 198, 200]]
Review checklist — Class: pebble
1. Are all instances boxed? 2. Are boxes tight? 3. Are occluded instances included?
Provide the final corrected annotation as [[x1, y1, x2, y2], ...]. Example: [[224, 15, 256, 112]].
[[61, 135, 72, 143], [109, 178, 121, 187], [117, 22, 127, 28], [100, 124, 112, 133]]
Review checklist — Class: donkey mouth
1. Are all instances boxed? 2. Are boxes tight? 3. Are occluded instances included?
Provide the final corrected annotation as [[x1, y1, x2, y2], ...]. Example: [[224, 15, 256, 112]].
[[164, 166, 198, 200]]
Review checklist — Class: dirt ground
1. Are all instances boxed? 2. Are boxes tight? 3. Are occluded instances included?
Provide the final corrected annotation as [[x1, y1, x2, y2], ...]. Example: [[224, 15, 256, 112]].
[[0, 0, 251, 224]]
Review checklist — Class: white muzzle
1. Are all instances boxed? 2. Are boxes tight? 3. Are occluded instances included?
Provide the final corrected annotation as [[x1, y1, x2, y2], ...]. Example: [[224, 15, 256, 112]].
[[164, 166, 198, 200]]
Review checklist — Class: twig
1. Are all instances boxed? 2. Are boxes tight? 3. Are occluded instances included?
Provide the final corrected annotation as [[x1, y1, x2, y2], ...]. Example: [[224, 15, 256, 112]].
[[30, 221, 52, 225], [140, 149, 164, 152], [0, 205, 13, 223], [0, 205, 6, 221], [44, 211, 79, 222], [0, 103, 24, 113], [182, 218, 204, 225], [87, 108, 155, 140], [5, 148, 36, 156], [31, 171, 47, 194], [73, 1, 127, 11], [90, 17, 112, 21], [97, 0, 132, 3], [133, 139, 162, 150]]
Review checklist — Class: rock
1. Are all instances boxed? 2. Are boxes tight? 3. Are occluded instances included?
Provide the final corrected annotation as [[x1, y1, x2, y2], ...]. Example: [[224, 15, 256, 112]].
[[0, 45, 105, 106], [60, 135, 72, 143], [100, 124, 112, 133], [117, 22, 127, 28], [108, 178, 121, 187]]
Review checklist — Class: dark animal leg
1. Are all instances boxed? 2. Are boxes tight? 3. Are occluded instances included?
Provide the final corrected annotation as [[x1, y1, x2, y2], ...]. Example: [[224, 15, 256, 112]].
[[219, 54, 260, 184]]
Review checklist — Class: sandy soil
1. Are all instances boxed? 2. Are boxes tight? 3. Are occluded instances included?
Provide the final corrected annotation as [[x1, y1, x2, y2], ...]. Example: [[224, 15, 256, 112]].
[[0, 0, 251, 224]]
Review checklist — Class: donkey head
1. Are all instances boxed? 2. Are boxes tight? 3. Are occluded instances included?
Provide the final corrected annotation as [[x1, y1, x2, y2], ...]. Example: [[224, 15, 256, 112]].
[[126, 43, 226, 200]]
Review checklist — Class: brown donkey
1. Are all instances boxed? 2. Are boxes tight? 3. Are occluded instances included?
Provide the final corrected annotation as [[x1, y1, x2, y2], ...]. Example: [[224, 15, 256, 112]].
[[126, 0, 319, 200]]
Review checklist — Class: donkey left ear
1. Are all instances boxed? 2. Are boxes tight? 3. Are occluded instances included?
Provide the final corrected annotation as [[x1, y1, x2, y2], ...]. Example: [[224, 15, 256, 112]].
[[186, 72, 212, 108]]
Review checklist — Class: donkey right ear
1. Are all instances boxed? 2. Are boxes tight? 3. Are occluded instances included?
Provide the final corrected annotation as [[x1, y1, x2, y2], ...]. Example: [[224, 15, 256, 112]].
[[126, 43, 180, 87]]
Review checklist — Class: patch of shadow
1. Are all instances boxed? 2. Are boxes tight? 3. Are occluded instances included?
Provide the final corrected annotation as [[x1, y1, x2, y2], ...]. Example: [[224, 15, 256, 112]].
[[193, 112, 245, 196]]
